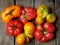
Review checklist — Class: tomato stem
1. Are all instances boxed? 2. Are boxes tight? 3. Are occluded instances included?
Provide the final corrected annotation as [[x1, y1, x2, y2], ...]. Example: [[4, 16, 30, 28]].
[[13, 25, 17, 29], [43, 30, 47, 35], [5, 9, 15, 17]]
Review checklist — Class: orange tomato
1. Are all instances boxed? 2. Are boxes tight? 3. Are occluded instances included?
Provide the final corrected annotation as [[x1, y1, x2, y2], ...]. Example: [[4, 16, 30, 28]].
[[35, 16, 44, 24], [37, 5, 50, 18], [16, 33, 26, 45], [24, 22, 35, 33], [1, 5, 22, 23], [24, 22, 35, 39], [46, 14, 56, 23]]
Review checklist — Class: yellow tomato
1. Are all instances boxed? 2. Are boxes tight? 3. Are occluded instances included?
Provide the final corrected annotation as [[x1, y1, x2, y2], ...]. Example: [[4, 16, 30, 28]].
[[46, 14, 56, 23], [24, 22, 35, 33], [37, 5, 50, 18], [24, 22, 35, 39]]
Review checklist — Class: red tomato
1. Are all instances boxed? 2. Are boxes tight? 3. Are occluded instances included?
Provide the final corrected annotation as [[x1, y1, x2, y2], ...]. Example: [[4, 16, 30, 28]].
[[20, 6, 36, 24], [6, 20, 23, 36], [34, 30, 44, 40], [34, 22, 55, 43], [40, 33, 54, 43], [39, 36, 48, 42], [45, 33, 54, 41], [43, 22, 55, 32]]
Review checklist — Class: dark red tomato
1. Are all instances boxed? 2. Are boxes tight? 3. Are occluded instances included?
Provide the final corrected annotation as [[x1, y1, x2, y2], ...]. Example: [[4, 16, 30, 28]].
[[40, 36, 48, 43], [40, 32, 54, 43], [43, 22, 55, 32], [6, 20, 23, 36], [34, 30, 44, 40], [45, 33, 54, 41]]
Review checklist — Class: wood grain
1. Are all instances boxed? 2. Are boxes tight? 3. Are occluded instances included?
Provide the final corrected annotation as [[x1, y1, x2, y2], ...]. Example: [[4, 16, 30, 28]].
[[55, 0, 60, 45], [0, 0, 14, 45], [55, 0, 60, 31]]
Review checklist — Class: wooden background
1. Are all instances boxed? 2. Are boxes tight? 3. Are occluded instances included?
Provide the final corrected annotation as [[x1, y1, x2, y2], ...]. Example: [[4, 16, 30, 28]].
[[0, 0, 60, 45]]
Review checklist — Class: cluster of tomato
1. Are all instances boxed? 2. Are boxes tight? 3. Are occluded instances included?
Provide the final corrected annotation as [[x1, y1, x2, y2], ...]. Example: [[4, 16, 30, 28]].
[[1, 5, 56, 45]]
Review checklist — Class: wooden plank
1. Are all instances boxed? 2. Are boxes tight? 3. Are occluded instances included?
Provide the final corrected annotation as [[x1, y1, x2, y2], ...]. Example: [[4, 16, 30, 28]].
[[16, 0, 34, 45], [35, 0, 56, 45], [55, 0, 60, 31], [56, 31, 60, 45], [0, 0, 14, 45], [55, 0, 60, 45]]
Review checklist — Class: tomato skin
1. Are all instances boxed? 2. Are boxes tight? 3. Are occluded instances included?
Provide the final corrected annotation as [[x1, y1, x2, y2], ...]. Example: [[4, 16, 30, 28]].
[[16, 33, 26, 45], [35, 16, 44, 24], [34, 30, 44, 40], [46, 14, 56, 23], [24, 22, 35, 39], [36, 25, 43, 31], [24, 22, 35, 33], [43, 22, 55, 33], [1, 5, 22, 23], [40, 36, 48, 43], [40, 33, 54, 43], [34, 22, 55, 43], [37, 5, 49, 18], [20, 14, 28, 24], [45, 33, 54, 41], [6, 20, 23, 36], [22, 6, 36, 20]]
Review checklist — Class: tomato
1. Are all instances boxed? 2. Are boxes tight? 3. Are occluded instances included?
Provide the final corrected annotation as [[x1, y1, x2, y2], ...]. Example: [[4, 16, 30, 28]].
[[1, 5, 22, 23], [20, 14, 28, 24], [45, 33, 54, 41], [40, 33, 54, 43], [34, 22, 55, 43], [37, 5, 50, 18], [46, 14, 56, 23], [39, 36, 48, 42], [24, 22, 35, 39], [16, 33, 26, 45], [6, 20, 23, 36], [34, 30, 44, 40], [20, 6, 36, 24], [35, 16, 44, 24], [36, 24, 43, 31], [43, 22, 55, 32]]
